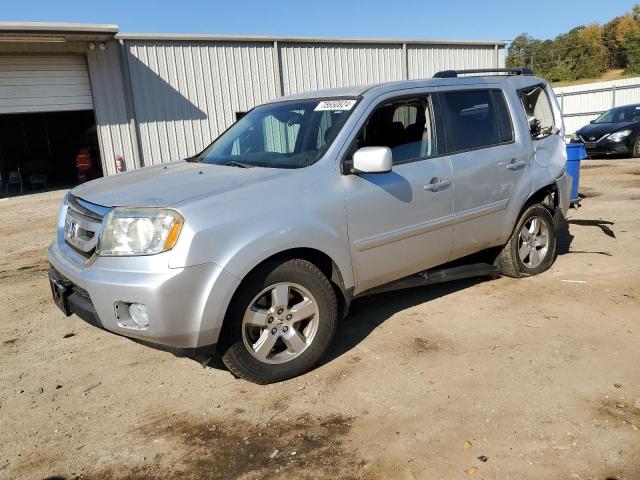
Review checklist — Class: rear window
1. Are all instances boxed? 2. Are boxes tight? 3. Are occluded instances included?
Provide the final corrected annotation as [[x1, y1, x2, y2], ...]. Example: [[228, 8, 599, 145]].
[[440, 90, 514, 153]]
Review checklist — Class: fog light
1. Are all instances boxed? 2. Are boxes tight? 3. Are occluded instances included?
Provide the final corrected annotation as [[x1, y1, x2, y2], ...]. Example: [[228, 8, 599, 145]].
[[129, 303, 149, 327]]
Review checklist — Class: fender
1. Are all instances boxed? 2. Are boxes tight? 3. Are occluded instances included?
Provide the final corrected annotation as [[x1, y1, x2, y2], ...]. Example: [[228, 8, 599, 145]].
[[170, 197, 355, 290]]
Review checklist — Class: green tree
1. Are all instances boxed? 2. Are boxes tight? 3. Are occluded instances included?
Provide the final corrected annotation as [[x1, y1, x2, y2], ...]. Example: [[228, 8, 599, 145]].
[[506, 9, 636, 82], [506, 34, 534, 68]]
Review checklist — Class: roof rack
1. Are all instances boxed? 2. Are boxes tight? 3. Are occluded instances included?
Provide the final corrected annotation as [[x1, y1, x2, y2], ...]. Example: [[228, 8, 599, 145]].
[[433, 67, 534, 78]]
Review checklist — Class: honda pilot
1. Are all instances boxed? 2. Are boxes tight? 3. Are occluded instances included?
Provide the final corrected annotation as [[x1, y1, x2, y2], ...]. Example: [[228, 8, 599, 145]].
[[49, 68, 571, 384]]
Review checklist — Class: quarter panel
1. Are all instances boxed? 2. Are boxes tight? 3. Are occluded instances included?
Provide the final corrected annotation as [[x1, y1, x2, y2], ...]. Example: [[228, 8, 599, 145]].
[[498, 83, 568, 241]]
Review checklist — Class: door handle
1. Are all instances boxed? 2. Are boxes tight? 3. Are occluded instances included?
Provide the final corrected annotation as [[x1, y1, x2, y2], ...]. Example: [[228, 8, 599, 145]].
[[506, 159, 527, 171], [424, 177, 451, 192]]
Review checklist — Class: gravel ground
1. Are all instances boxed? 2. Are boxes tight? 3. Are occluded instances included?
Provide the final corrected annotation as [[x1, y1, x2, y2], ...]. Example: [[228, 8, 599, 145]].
[[0, 159, 639, 480]]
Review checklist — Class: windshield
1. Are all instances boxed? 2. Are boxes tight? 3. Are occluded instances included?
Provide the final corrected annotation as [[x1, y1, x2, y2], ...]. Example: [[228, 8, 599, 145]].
[[593, 105, 640, 124], [193, 98, 358, 168]]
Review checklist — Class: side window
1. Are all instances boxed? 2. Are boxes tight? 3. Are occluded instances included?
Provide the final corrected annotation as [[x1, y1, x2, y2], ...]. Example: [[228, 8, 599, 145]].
[[440, 89, 513, 153], [519, 86, 556, 139], [354, 96, 437, 165]]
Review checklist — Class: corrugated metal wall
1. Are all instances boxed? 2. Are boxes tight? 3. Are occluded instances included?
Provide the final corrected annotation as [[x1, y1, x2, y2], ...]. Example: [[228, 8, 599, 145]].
[[124, 40, 278, 166], [554, 77, 640, 134], [113, 38, 504, 168], [407, 44, 502, 78], [279, 43, 404, 95], [86, 41, 139, 175]]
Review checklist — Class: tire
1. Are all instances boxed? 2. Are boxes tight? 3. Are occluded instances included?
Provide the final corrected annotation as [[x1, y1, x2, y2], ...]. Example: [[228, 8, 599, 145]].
[[219, 258, 337, 384], [632, 137, 640, 158], [495, 204, 557, 278]]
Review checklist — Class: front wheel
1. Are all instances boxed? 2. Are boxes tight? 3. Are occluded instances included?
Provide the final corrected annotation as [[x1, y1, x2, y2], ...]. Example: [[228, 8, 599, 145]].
[[632, 136, 640, 158], [219, 258, 337, 384], [496, 204, 557, 278]]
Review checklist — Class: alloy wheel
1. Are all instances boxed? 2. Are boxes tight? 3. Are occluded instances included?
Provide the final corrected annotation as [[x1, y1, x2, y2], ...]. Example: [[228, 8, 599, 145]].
[[517, 216, 550, 268], [241, 282, 319, 364]]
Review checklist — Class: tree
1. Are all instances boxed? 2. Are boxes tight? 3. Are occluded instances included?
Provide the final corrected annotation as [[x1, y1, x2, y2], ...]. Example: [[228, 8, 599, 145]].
[[506, 4, 640, 82], [506, 34, 534, 68]]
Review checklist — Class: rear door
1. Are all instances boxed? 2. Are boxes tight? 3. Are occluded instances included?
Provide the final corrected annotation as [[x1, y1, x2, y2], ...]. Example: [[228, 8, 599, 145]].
[[438, 88, 531, 259], [341, 91, 454, 292]]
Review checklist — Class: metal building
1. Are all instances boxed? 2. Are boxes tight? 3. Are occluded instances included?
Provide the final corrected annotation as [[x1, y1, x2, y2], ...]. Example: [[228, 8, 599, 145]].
[[0, 22, 505, 187]]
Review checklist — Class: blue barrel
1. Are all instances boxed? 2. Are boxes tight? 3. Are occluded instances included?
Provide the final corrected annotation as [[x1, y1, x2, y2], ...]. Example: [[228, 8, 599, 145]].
[[566, 143, 586, 203]]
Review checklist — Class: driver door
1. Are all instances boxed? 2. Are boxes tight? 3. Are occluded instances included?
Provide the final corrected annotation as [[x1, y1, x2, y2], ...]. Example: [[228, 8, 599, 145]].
[[341, 92, 454, 293]]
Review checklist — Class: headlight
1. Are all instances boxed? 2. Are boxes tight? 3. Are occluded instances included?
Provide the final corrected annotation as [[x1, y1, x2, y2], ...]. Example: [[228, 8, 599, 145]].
[[608, 129, 631, 141], [570, 133, 579, 141], [98, 208, 184, 256]]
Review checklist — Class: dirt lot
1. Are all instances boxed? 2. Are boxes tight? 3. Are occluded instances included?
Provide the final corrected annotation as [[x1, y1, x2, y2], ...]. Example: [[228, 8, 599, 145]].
[[1, 159, 639, 480]]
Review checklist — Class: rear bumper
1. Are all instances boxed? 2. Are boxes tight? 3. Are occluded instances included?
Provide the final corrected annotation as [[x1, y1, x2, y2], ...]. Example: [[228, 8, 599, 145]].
[[555, 172, 572, 217], [48, 239, 240, 354]]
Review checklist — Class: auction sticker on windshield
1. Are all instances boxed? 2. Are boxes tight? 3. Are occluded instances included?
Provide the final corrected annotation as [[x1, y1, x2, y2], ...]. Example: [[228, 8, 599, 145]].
[[315, 99, 357, 111]]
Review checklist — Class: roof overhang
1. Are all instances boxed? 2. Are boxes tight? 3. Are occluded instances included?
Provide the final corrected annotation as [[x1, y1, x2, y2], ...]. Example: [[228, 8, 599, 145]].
[[117, 32, 506, 47], [0, 22, 119, 43], [0, 22, 505, 47]]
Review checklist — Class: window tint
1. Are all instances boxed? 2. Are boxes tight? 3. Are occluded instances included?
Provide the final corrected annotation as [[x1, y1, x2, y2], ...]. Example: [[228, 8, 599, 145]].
[[354, 97, 437, 165], [440, 90, 513, 153]]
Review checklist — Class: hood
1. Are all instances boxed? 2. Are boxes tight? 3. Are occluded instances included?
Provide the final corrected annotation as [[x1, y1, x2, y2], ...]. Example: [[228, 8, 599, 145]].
[[576, 121, 636, 140], [71, 160, 294, 208]]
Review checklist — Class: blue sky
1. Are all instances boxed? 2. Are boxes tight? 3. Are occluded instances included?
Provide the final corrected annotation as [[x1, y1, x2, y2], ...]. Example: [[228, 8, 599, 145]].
[[2, 0, 638, 41]]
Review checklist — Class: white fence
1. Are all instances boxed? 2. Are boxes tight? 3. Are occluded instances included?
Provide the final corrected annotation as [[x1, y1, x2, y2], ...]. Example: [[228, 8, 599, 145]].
[[553, 77, 640, 134]]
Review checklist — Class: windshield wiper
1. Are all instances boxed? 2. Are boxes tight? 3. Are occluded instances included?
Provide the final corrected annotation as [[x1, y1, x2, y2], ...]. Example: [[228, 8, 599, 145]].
[[225, 160, 254, 169]]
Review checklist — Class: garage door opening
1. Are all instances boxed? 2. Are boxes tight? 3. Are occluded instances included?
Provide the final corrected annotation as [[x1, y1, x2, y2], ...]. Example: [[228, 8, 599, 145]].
[[0, 110, 102, 197]]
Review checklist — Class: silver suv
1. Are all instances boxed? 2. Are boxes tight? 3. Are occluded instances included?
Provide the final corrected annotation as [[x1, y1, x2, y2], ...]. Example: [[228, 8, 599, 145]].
[[49, 68, 571, 384]]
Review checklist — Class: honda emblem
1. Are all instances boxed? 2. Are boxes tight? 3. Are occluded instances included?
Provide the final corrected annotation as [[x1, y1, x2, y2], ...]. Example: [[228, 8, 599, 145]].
[[66, 218, 78, 239]]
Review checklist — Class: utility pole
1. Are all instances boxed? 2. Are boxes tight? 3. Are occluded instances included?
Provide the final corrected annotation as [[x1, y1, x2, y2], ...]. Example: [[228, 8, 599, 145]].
[[530, 51, 534, 71]]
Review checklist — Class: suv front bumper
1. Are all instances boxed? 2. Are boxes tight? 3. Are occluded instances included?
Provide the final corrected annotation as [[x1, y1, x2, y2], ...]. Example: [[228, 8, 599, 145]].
[[48, 240, 240, 356], [570, 138, 634, 156]]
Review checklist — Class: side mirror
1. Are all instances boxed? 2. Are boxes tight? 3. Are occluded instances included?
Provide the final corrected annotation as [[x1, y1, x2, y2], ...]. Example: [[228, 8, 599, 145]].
[[589, 120, 596, 124], [351, 146, 392, 174]]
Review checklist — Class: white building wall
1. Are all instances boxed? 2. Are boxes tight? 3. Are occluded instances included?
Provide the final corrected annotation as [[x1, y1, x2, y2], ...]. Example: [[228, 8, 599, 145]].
[[279, 43, 404, 95], [407, 44, 502, 79], [114, 36, 505, 168], [124, 40, 279, 166], [86, 40, 139, 175]]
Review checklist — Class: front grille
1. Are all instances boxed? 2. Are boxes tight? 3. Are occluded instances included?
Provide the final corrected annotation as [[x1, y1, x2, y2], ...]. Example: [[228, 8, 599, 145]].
[[64, 195, 110, 258], [584, 147, 612, 156], [579, 134, 609, 143]]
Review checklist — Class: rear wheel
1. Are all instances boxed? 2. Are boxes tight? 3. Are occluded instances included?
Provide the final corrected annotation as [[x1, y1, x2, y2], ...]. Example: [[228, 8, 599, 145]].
[[220, 258, 337, 384], [496, 204, 556, 278]]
